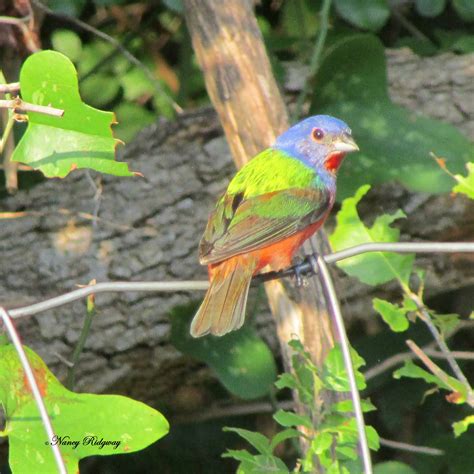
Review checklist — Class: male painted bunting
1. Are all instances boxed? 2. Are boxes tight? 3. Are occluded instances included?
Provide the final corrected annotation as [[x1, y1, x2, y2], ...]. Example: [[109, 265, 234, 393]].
[[191, 115, 358, 337]]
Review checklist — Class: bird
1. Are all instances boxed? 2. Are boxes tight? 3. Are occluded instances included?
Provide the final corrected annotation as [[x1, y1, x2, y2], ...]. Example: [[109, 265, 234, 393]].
[[191, 115, 359, 337]]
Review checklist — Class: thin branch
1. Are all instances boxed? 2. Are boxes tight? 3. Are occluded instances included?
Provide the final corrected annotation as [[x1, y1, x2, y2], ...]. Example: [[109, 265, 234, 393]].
[[31, 0, 183, 114], [66, 285, 97, 390], [379, 437, 443, 456], [0, 82, 20, 94], [409, 293, 474, 401], [0, 14, 31, 25], [0, 307, 67, 474], [406, 340, 474, 407], [6, 241, 474, 320], [365, 348, 474, 381], [292, 0, 332, 121], [312, 255, 373, 474], [0, 98, 64, 117]]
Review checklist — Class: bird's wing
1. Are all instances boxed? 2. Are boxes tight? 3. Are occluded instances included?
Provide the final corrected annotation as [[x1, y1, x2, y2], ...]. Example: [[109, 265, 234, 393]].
[[199, 187, 331, 265]]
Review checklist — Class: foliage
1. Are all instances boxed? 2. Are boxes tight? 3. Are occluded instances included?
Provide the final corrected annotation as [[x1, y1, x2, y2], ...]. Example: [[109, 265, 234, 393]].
[[224, 339, 380, 473], [170, 303, 277, 399], [313, 35, 473, 200], [12, 51, 136, 178], [0, 344, 169, 473]]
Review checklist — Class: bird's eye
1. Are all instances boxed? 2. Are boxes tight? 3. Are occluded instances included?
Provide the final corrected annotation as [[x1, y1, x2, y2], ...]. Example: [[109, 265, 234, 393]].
[[312, 128, 324, 141]]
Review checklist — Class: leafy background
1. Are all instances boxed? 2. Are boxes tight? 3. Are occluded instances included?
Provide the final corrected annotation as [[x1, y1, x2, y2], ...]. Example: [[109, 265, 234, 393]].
[[0, 0, 473, 472]]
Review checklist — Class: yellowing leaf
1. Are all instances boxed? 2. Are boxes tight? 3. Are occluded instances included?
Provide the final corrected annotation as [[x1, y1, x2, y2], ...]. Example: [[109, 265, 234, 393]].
[[0, 345, 168, 473]]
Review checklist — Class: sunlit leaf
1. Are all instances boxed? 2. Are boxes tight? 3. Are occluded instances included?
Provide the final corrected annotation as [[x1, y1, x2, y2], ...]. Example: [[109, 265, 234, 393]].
[[322, 344, 366, 391], [273, 409, 313, 429], [313, 35, 473, 200], [12, 50, 135, 178], [51, 30, 82, 62], [453, 415, 474, 437], [453, 162, 474, 199], [373, 298, 410, 332], [329, 185, 414, 286], [0, 345, 168, 474]]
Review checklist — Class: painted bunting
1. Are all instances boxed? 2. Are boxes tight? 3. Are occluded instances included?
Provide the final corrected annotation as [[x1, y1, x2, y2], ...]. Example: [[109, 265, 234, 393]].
[[191, 115, 358, 337]]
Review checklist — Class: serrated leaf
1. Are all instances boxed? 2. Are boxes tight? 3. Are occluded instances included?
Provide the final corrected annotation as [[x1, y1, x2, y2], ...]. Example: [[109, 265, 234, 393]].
[[313, 35, 473, 200], [223, 427, 271, 455], [373, 298, 410, 332], [329, 185, 414, 286], [273, 409, 313, 429], [170, 304, 277, 399], [0, 345, 168, 473], [453, 162, 474, 199], [453, 415, 474, 437], [374, 461, 418, 474], [334, 0, 390, 31], [12, 50, 135, 178], [322, 345, 366, 391]]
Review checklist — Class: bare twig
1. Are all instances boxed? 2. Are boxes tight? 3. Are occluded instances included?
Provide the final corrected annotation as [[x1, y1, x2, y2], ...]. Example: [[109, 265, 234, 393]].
[[408, 293, 474, 402], [312, 255, 373, 474], [0, 98, 64, 117], [379, 437, 443, 456], [0, 82, 20, 94], [0, 307, 67, 474], [31, 0, 183, 114]]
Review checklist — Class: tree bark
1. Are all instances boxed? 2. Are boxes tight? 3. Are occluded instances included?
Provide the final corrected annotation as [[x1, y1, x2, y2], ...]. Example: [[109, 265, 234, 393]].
[[0, 49, 472, 412]]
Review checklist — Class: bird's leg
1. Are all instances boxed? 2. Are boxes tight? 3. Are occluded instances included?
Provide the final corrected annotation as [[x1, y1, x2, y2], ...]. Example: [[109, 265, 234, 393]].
[[291, 256, 307, 287]]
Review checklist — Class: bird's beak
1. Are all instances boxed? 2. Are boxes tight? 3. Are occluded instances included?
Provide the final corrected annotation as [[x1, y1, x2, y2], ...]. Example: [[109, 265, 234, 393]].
[[332, 134, 359, 153]]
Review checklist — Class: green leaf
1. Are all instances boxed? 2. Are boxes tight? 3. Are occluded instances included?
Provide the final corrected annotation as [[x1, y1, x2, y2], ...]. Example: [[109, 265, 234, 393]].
[[273, 409, 313, 429], [313, 35, 473, 200], [311, 432, 333, 454], [393, 360, 467, 401], [415, 0, 446, 17], [329, 185, 414, 286], [80, 73, 121, 108], [223, 449, 257, 463], [12, 50, 135, 178], [170, 304, 277, 399], [374, 461, 418, 474], [269, 428, 301, 451], [274, 373, 298, 390], [322, 345, 366, 391], [334, 0, 390, 31], [331, 399, 376, 413], [223, 427, 271, 455], [48, 0, 86, 16], [114, 102, 157, 143], [51, 30, 82, 62], [431, 312, 460, 337], [236, 454, 289, 473], [453, 415, 474, 437], [0, 345, 168, 473], [373, 298, 410, 332], [453, 0, 474, 21], [453, 162, 474, 199]]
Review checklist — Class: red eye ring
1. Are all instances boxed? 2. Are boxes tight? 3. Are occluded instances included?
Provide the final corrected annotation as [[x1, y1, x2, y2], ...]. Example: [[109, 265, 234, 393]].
[[312, 128, 324, 141]]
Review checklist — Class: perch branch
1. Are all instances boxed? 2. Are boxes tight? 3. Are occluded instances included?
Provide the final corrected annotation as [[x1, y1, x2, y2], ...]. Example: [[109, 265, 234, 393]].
[[0, 98, 64, 117]]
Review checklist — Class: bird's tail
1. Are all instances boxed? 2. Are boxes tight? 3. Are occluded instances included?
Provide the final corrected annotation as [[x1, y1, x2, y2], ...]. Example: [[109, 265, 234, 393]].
[[191, 256, 257, 337]]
